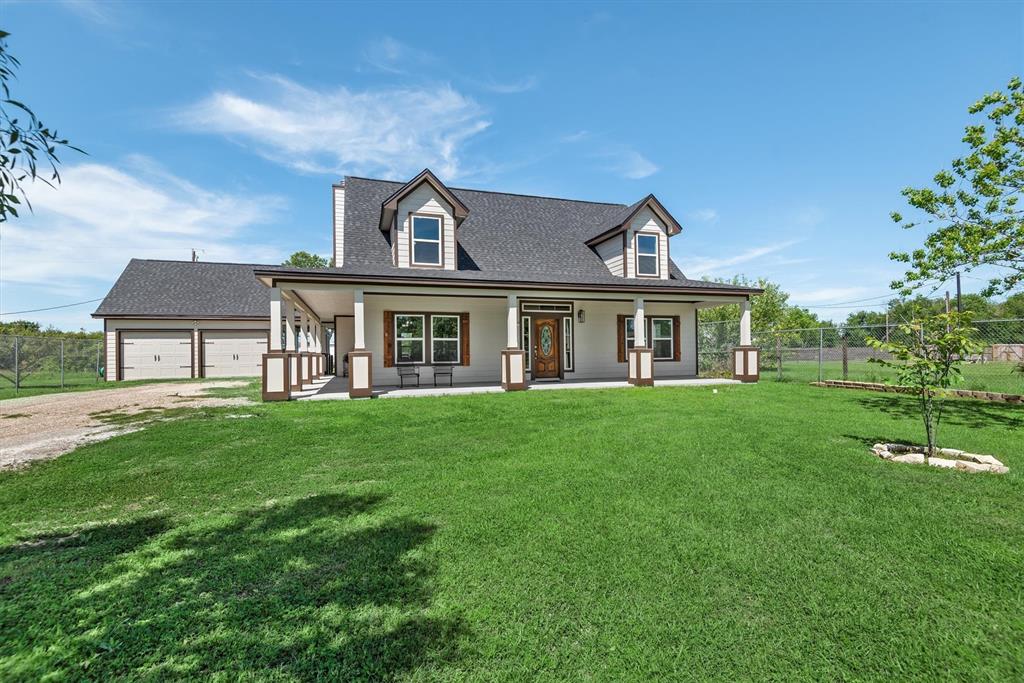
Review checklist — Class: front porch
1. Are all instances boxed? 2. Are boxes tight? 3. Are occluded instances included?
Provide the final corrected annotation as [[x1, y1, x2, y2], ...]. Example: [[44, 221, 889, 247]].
[[293, 374, 742, 401], [257, 278, 762, 401]]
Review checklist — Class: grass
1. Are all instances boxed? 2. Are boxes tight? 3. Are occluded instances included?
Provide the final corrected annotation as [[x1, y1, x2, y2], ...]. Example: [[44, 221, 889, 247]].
[[764, 359, 1024, 394], [0, 381, 1021, 680]]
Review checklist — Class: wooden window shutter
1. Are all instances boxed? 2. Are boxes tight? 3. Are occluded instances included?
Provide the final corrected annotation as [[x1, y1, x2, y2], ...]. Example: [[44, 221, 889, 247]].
[[617, 314, 626, 363], [673, 316, 681, 362], [383, 311, 394, 367], [460, 312, 470, 366]]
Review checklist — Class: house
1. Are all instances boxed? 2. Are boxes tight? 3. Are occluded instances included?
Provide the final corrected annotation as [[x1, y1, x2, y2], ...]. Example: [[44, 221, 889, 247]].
[[93, 169, 762, 399]]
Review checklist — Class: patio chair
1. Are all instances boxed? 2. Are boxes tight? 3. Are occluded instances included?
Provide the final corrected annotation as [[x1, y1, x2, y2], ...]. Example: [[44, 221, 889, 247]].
[[397, 365, 420, 388], [432, 364, 454, 387]]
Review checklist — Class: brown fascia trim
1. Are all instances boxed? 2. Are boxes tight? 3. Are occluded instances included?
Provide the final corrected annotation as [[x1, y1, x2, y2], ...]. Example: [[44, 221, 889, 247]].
[[584, 194, 683, 247], [92, 314, 269, 320], [255, 270, 763, 296], [378, 169, 469, 232]]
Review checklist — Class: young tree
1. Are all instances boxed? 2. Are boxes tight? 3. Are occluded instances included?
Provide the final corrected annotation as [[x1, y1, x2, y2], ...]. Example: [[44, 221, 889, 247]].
[[890, 76, 1024, 297], [867, 312, 982, 460], [282, 251, 330, 268], [0, 31, 83, 221]]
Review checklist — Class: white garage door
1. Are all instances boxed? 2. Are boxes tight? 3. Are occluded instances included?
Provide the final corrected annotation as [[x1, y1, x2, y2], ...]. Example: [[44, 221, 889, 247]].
[[202, 331, 267, 378], [120, 331, 193, 380]]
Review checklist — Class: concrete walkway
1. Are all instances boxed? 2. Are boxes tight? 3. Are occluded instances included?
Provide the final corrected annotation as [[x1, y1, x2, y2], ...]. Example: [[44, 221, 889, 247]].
[[296, 375, 741, 400]]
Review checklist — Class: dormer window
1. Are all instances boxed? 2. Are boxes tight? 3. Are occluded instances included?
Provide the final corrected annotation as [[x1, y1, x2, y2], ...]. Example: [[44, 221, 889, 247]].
[[635, 234, 659, 277], [411, 214, 442, 266]]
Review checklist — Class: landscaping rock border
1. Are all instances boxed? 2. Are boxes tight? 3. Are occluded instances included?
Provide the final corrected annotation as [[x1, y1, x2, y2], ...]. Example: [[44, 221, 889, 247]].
[[871, 443, 1008, 474], [812, 380, 1023, 404]]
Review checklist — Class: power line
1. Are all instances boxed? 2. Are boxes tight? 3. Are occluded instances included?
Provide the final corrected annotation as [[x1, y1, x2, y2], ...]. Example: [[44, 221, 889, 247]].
[[0, 297, 104, 316]]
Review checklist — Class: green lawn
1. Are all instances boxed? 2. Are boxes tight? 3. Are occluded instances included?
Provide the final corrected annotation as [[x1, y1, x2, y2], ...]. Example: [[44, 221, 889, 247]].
[[765, 359, 1024, 394], [1, 382, 1021, 680]]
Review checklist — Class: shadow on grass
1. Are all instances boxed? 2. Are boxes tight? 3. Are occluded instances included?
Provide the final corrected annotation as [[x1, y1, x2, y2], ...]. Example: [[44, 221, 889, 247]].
[[0, 493, 463, 679], [854, 393, 1024, 431]]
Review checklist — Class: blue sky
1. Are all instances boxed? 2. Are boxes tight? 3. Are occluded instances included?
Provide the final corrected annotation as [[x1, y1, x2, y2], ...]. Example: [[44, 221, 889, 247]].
[[1, 0, 1021, 330]]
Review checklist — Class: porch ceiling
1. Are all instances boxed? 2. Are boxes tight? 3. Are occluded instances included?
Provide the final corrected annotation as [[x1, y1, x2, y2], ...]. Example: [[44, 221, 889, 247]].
[[285, 287, 355, 321]]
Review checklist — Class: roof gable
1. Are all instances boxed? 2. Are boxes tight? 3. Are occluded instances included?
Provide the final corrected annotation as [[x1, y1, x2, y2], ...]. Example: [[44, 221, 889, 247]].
[[378, 168, 469, 232], [584, 194, 682, 247]]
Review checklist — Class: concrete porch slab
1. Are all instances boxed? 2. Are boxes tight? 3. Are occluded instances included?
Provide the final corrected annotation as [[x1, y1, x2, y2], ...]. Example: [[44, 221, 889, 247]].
[[297, 375, 742, 401]]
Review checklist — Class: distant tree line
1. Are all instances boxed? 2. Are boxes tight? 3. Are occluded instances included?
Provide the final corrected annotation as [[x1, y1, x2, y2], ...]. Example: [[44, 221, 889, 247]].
[[0, 320, 102, 339]]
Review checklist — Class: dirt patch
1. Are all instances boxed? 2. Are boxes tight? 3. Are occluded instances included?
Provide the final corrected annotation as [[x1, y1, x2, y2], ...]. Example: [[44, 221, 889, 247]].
[[0, 381, 253, 469]]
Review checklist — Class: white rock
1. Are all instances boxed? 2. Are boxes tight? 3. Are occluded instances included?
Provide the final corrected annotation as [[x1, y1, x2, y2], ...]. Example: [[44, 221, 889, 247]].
[[891, 453, 925, 465], [962, 453, 1004, 467], [928, 457, 957, 469], [938, 448, 963, 457], [955, 461, 990, 473], [991, 465, 1010, 475]]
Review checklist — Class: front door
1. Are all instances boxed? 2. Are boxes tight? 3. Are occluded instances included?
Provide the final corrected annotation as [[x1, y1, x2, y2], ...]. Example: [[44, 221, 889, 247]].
[[533, 317, 560, 378]]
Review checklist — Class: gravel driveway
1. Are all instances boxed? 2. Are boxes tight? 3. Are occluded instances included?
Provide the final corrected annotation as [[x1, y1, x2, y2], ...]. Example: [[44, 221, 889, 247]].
[[0, 381, 253, 469]]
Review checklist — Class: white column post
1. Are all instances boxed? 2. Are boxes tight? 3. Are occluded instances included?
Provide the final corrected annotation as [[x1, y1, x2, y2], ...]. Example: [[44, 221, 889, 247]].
[[269, 287, 282, 351], [348, 288, 372, 397], [740, 300, 752, 346], [284, 298, 296, 352], [634, 297, 646, 347], [506, 295, 518, 348], [298, 308, 308, 353], [353, 289, 365, 349]]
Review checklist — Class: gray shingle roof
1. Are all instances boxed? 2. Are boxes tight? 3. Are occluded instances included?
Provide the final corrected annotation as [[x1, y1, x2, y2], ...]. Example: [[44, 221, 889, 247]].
[[93, 259, 268, 318], [310, 176, 760, 293]]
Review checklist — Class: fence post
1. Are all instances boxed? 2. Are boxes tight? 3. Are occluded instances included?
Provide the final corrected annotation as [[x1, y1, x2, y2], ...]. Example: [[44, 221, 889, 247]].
[[14, 336, 19, 391], [776, 335, 782, 381], [841, 333, 849, 380], [818, 328, 823, 382], [96, 342, 101, 383], [60, 339, 65, 389]]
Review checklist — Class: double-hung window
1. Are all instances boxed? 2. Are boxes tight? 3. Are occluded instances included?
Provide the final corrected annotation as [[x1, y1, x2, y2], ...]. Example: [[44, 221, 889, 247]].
[[411, 215, 442, 266], [651, 318, 674, 360], [431, 315, 460, 364], [635, 234, 659, 277], [395, 314, 425, 364], [624, 317, 675, 360]]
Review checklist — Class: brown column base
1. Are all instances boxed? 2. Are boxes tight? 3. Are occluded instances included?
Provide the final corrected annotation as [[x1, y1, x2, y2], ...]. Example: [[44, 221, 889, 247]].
[[348, 349, 373, 398], [732, 346, 760, 383], [500, 348, 527, 391], [261, 352, 291, 401], [288, 352, 301, 392], [627, 347, 654, 386]]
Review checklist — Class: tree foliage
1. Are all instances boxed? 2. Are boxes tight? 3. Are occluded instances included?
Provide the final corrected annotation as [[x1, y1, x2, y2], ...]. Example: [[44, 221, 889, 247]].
[[282, 251, 331, 269], [698, 276, 829, 330], [890, 76, 1024, 297], [867, 312, 982, 458], [0, 31, 83, 221]]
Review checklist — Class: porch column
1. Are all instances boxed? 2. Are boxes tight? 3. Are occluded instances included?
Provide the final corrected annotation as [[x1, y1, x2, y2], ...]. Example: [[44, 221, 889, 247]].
[[628, 296, 654, 386], [299, 308, 311, 386], [501, 294, 526, 391], [262, 287, 290, 401], [313, 320, 322, 377], [348, 288, 372, 398], [733, 298, 759, 383], [285, 298, 300, 392]]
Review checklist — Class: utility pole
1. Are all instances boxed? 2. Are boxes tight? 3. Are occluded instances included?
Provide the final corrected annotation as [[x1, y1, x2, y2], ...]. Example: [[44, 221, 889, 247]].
[[955, 272, 962, 313], [192, 248, 198, 262]]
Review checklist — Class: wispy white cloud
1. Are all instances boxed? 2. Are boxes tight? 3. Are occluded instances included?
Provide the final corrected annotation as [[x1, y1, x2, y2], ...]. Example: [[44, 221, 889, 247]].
[[603, 148, 659, 180], [174, 74, 491, 180], [788, 286, 872, 305], [59, 0, 116, 25], [477, 75, 539, 94], [360, 36, 438, 74], [678, 240, 801, 278], [1, 157, 286, 294], [687, 208, 719, 224], [560, 130, 591, 143]]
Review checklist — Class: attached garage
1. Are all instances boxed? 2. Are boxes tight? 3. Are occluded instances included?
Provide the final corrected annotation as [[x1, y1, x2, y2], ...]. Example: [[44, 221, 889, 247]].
[[119, 330, 194, 380], [201, 330, 268, 377]]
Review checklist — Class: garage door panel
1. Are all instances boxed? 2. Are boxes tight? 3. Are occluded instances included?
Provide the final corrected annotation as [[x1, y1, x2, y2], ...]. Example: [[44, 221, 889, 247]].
[[120, 331, 193, 381], [202, 331, 267, 378]]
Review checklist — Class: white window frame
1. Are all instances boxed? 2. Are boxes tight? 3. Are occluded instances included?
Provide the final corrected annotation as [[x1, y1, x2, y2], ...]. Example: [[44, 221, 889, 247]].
[[635, 233, 660, 277], [394, 314, 425, 364], [651, 317, 674, 360], [430, 314, 461, 365], [521, 315, 531, 371], [410, 214, 443, 267], [563, 316, 573, 371]]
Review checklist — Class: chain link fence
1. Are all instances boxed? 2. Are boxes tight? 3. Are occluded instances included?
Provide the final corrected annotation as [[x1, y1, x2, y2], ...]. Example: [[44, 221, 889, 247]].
[[699, 318, 1024, 395], [0, 335, 105, 395]]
